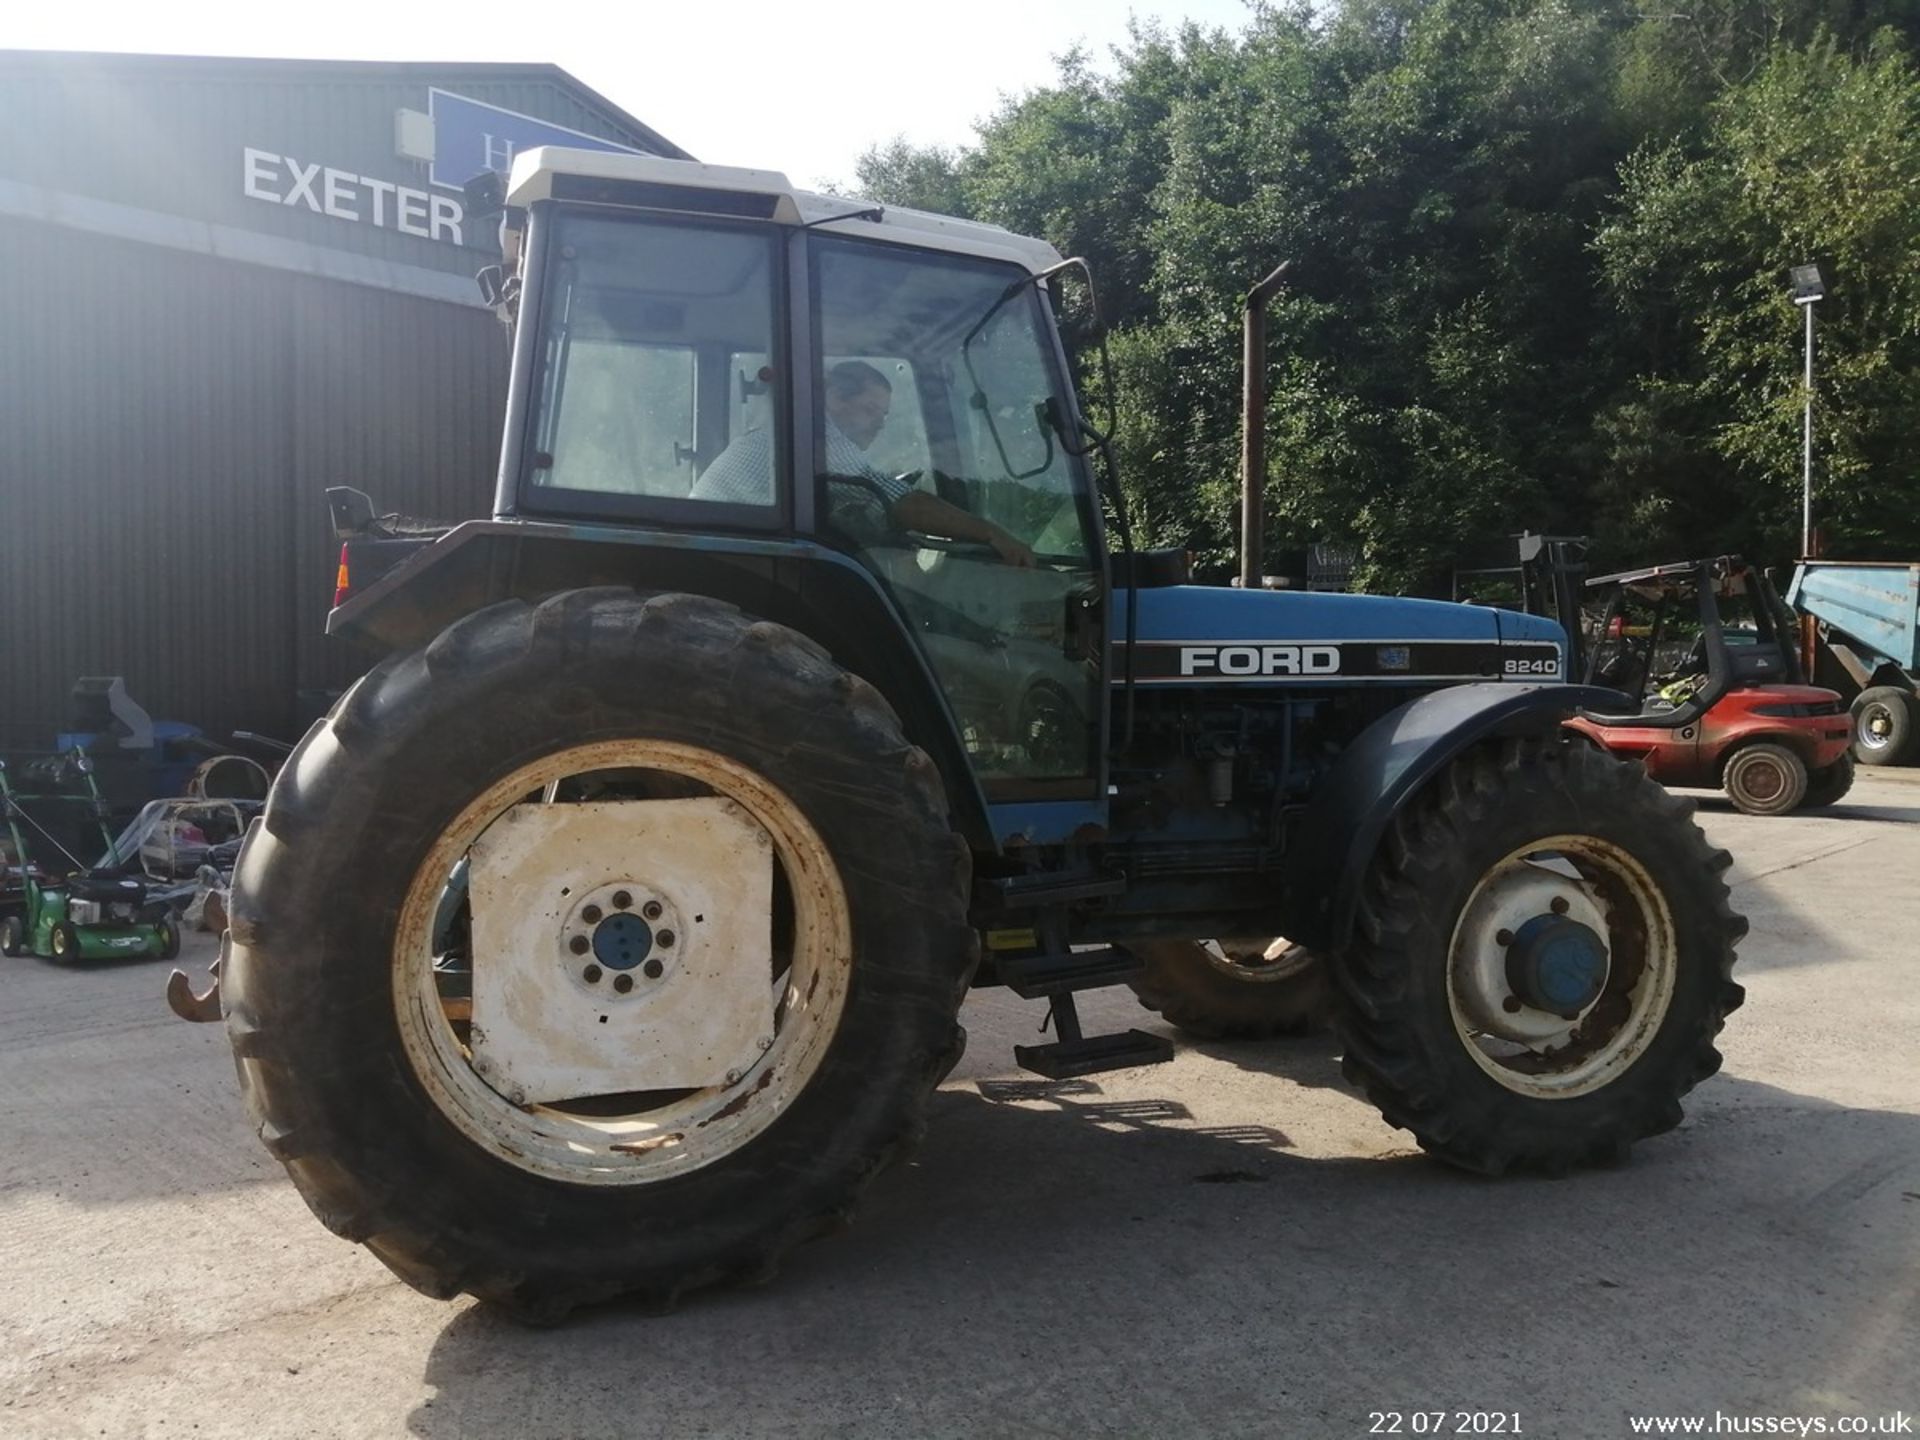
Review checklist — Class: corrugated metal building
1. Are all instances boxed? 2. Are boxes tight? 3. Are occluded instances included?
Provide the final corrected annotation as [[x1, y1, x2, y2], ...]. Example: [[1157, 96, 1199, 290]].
[[0, 51, 686, 744]]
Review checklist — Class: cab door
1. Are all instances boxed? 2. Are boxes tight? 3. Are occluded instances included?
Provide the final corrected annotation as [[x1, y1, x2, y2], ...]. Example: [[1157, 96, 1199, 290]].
[[806, 235, 1108, 836]]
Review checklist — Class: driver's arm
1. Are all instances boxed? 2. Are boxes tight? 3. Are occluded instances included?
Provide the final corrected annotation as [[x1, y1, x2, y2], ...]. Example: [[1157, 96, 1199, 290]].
[[888, 489, 1036, 568]]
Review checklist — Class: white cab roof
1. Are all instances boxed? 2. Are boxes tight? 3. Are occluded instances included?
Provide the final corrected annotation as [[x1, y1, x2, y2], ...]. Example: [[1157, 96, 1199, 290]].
[[506, 147, 1066, 276]]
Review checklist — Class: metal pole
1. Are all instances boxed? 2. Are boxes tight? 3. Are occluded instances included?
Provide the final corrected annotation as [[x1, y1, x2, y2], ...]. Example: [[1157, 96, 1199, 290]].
[[1240, 262, 1290, 591], [1801, 298, 1815, 557]]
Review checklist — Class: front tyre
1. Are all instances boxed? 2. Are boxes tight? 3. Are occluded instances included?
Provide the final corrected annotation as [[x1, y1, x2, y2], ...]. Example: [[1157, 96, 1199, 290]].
[[223, 589, 977, 1319], [1128, 938, 1333, 1039], [1334, 739, 1746, 1175]]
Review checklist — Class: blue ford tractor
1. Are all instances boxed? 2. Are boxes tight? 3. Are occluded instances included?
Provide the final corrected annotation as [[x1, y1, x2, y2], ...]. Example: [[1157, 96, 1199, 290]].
[[198, 149, 1746, 1320]]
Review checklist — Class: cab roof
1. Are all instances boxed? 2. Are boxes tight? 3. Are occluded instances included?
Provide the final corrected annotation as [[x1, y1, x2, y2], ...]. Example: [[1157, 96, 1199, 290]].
[[506, 147, 1066, 276]]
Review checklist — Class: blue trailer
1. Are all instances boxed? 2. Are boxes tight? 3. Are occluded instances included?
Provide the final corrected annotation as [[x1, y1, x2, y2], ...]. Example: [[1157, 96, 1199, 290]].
[[1788, 561, 1920, 764]]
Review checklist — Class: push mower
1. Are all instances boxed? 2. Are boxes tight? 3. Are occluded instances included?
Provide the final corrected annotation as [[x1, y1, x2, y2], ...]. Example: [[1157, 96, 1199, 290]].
[[0, 751, 179, 962]]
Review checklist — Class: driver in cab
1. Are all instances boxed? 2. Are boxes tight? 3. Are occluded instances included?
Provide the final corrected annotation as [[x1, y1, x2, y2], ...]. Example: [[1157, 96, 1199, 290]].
[[693, 361, 1036, 567]]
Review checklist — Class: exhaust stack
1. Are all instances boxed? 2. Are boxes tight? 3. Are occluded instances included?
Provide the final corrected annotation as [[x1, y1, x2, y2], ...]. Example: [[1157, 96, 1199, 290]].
[[1239, 262, 1290, 591]]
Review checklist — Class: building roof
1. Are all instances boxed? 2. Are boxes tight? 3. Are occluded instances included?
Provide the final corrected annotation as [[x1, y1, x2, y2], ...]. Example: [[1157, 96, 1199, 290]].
[[0, 49, 692, 161]]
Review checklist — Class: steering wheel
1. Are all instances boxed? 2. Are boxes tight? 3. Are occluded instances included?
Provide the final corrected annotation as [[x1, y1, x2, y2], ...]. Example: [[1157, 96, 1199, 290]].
[[822, 471, 995, 558]]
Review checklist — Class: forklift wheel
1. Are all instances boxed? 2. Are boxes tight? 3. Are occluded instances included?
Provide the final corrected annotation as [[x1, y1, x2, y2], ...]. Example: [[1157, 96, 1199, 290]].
[[1802, 754, 1856, 809], [0, 915, 22, 957], [1722, 743, 1808, 816], [49, 922, 79, 962]]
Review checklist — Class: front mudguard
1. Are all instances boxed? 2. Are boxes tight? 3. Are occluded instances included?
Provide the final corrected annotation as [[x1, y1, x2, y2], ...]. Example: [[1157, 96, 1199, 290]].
[[1279, 684, 1632, 952]]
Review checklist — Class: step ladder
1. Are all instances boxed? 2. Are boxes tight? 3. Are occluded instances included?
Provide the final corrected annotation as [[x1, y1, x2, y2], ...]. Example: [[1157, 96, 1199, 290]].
[[997, 940, 1172, 1080]]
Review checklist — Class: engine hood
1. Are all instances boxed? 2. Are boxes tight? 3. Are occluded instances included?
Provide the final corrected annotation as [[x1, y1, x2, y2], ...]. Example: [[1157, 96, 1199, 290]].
[[1113, 585, 1567, 687]]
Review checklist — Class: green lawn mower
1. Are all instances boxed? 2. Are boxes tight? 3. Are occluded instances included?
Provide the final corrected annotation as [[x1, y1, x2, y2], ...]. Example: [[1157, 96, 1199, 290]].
[[0, 751, 179, 962]]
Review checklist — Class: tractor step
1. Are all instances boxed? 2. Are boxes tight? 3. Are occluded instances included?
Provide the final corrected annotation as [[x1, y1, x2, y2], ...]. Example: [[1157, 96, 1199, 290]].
[[980, 869, 1126, 910], [1015, 1029, 1174, 1079], [997, 946, 1141, 999]]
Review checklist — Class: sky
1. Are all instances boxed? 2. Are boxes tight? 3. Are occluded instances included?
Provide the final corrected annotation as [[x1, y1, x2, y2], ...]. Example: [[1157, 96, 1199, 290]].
[[2, 0, 1263, 188]]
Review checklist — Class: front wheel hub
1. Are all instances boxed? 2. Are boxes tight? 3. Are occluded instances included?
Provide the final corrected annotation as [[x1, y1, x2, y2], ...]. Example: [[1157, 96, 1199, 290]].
[[1505, 914, 1610, 1019]]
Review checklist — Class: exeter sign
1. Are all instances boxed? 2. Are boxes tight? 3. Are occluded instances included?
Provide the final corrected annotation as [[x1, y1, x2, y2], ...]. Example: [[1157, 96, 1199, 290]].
[[242, 147, 465, 244]]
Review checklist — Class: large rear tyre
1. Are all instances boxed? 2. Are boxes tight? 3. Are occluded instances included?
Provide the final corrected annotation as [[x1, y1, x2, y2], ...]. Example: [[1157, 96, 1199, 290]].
[[1128, 938, 1333, 1039], [224, 589, 977, 1320], [1852, 687, 1916, 766], [1333, 739, 1746, 1175]]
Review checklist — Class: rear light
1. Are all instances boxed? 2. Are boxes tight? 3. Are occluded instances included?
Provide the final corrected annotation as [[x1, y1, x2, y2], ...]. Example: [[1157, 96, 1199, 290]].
[[333, 543, 351, 608]]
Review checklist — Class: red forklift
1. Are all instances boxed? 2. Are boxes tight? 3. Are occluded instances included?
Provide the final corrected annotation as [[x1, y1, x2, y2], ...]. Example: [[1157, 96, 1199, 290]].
[[1459, 539, 1854, 814], [1563, 556, 1855, 814]]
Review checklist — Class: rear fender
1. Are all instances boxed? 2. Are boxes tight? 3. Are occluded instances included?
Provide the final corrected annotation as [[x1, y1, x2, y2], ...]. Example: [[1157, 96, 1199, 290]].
[[1280, 683, 1632, 952], [326, 520, 994, 851]]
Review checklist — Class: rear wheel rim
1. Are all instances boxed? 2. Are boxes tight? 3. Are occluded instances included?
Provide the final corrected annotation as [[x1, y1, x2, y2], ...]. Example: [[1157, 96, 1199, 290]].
[[392, 739, 853, 1187], [1447, 835, 1677, 1100], [1733, 754, 1786, 803]]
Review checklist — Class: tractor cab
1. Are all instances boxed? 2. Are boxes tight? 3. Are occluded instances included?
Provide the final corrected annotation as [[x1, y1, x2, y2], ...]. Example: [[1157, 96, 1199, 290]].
[[333, 150, 1114, 844]]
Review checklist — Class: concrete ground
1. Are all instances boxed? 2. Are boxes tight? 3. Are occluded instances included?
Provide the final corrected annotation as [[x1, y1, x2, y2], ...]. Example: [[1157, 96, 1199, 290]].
[[2, 773, 1916, 1440]]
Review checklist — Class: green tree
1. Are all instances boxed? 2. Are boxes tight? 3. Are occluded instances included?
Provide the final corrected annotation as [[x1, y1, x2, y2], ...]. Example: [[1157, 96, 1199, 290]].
[[852, 139, 972, 218], [1598, 32, 1920, 557]]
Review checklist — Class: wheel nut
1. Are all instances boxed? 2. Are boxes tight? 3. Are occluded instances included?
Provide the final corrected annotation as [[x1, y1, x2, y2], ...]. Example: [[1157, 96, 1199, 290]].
[[656, 930, 675, 949], [642, 901, 663, 921], [1496, 929, 1515, 947], [582, 904, 603, 924], [569, 935, 590, 955], [643, 959, 664, 980], [614, 974, 634, 994], [612, 890, 633, 910], [583, 964, 602, 984], [1550, 896, 1570, 915]]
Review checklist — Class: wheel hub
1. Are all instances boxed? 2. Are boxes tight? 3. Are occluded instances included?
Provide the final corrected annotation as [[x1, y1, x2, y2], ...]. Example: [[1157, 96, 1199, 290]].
[[1504, 913, 1609, 1019], [591, 913, 652, 970], [1451, 860, 1612, 1045], [1739, 756, 1785, 801], [559, 883, 682, 1000]]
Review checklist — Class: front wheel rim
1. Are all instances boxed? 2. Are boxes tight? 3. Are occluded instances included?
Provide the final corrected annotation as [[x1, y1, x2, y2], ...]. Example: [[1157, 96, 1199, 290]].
[[391, 738, 853, 1187], [1447, 835, 1678, 1100], [1205, 937, 1316, 983]]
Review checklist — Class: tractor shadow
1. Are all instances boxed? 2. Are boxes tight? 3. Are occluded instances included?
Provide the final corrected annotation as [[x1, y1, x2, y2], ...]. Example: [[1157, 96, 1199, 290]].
[[406, 1073, 1920, 1439]]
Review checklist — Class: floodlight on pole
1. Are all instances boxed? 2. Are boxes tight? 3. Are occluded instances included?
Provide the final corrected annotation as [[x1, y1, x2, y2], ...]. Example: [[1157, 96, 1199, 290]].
[[1790, 264, 1824, 557]]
